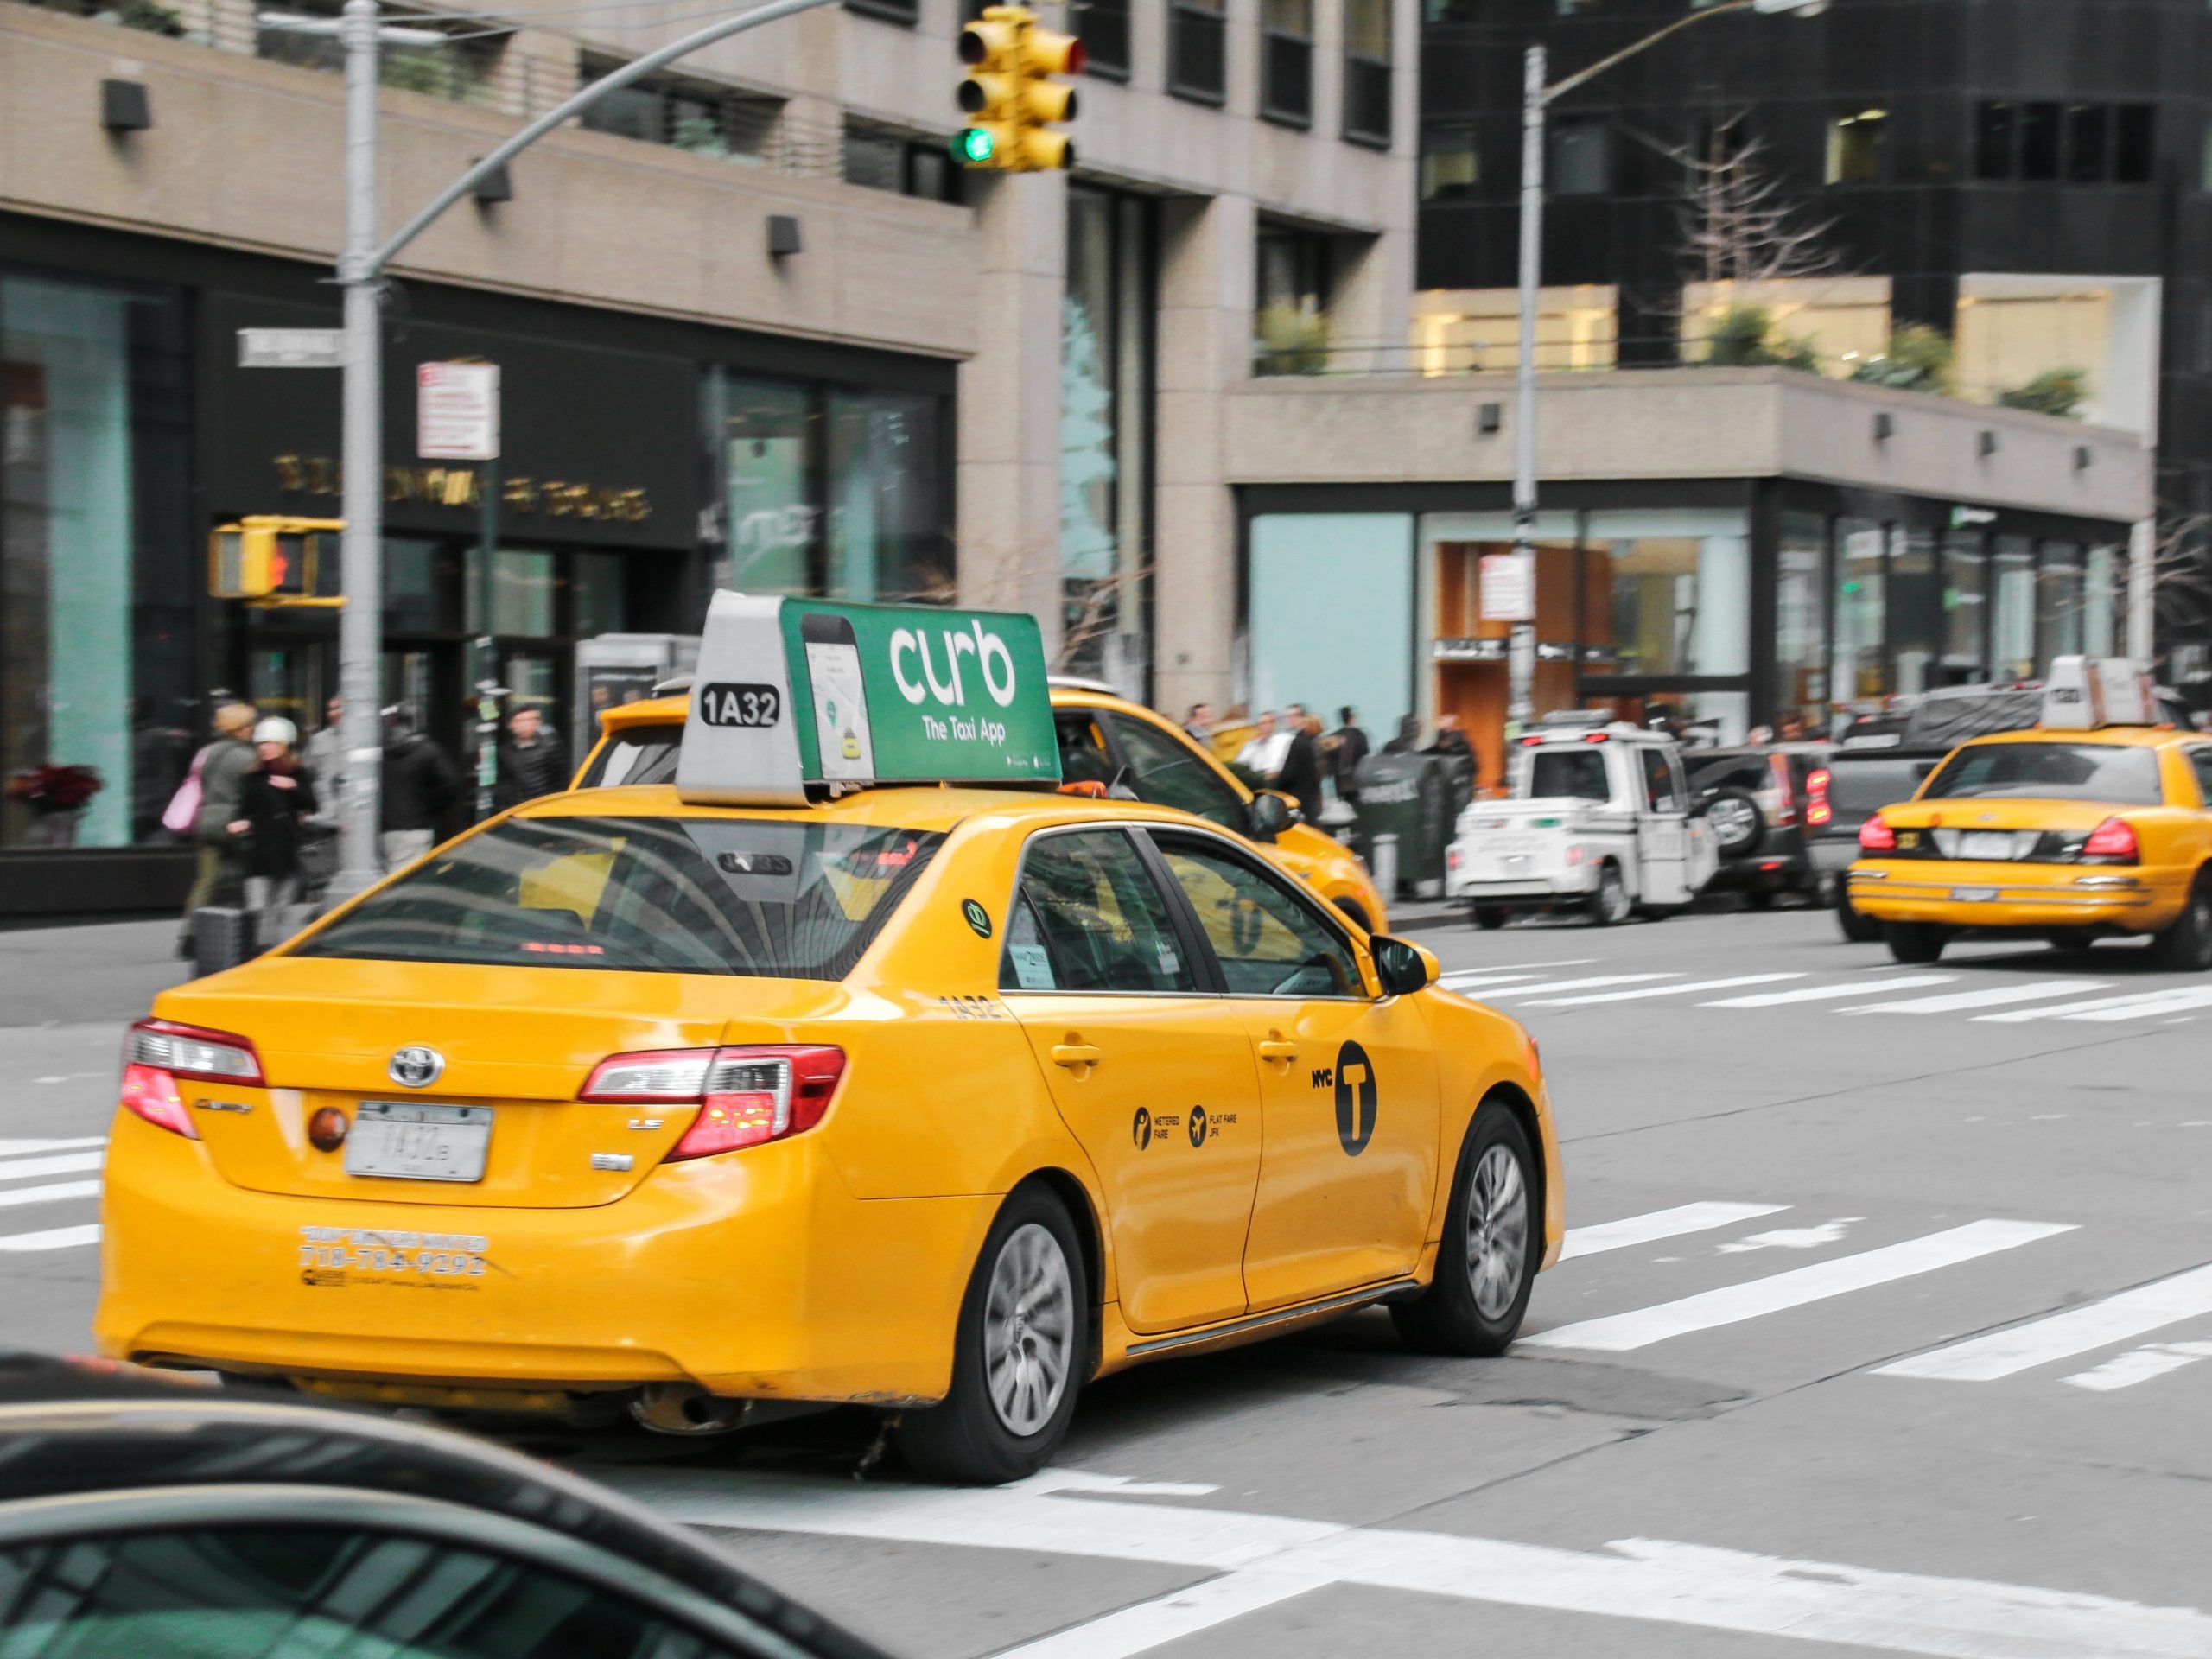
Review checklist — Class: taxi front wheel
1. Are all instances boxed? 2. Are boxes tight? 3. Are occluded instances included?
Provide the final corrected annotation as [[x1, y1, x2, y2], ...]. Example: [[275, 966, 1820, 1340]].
[[2151, 876, 2212, 972], [897, 1187, 1088, 1485], [1391, 1105, 1538, 1357]]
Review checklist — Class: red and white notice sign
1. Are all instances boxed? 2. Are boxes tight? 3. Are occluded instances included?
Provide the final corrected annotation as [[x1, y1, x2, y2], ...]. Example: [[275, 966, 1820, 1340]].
[[416, 361, 500, 461]]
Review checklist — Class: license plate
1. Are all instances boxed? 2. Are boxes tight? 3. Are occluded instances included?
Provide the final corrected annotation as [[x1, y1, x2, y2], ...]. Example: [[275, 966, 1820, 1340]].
[[345, 1103, 493, 1183], [1488, 836, 1544, 855], [1961, 831, 2015, 860], [1952, 887, 2000, 903]]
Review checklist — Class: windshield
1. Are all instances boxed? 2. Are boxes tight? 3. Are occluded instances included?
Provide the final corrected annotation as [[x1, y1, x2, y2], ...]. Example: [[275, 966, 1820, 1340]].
[[576, 723, 683, 789], [1921, 743, 2164, 805], [297, 815, 943, 977], [1529, 748, 1612, 801]]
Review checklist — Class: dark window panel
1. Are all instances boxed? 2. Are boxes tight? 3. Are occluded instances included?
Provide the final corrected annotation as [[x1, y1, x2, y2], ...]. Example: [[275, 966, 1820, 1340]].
[[1079, 0, 1131, 79], [2115, 104, 2154, 183], [2066, 104, 2107, 182], [1262, 33, 1313, 127], [1551, 118, 1609, 196], [1977, 100, 2015, 180], [1169, 2, 1227, 105], [2019, 101, 2060, 180]]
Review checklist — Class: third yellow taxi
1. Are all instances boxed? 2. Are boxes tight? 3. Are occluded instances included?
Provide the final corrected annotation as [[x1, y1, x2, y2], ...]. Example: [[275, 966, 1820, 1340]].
[[1849, 656, 2212, 968], [98, 595, 1557, 1485]]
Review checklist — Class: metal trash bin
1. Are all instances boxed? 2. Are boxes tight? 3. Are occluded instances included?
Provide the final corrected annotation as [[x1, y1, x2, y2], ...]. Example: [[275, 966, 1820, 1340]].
[[1351, 753, 1454, 899], [190, 906, 253, 979]]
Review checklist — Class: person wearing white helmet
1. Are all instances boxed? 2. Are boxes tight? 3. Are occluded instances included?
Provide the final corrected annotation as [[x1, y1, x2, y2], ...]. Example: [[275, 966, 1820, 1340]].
[[226, 715, 320, 950]]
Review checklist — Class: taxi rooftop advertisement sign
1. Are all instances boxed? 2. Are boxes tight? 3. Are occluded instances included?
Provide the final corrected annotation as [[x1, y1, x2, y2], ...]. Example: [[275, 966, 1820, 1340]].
[[677, 592, 1061, 804]]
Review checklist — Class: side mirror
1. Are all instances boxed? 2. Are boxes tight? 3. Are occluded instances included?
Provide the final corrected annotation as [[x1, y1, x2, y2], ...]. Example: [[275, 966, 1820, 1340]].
[[1371, 935, 1436, 997], [1246, 791, 1292, 842]]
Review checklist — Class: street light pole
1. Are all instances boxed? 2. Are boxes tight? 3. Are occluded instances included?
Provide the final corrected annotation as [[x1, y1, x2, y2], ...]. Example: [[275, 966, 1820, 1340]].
[[1503, 0, 1827, 740]]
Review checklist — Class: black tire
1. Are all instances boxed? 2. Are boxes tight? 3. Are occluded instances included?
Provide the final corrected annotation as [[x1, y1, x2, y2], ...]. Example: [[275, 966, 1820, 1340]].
[[1886, 921, 1948, 964], [1703, 789, 1765, 856], [1635, 903, 1687, 921], [1835, 886, 1883, 944], [2150, 875, 2212, 972], [1391, 1105, 1540, 1357], [1472, 907, 1509, 931], [1586, 861, 1631, 927], [896, 1186, 1088, 1485], [1744, 887, 1777, 912]]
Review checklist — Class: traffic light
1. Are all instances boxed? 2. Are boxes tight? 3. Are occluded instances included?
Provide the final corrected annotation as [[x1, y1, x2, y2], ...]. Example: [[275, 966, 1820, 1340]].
[[209, 516, 346, 604], [954, 4, 1084, 173]]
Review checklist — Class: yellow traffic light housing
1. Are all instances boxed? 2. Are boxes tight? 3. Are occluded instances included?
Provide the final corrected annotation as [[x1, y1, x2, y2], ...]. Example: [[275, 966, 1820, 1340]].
[[209, 515, 346, 607], [954, 4, 1083, 172]]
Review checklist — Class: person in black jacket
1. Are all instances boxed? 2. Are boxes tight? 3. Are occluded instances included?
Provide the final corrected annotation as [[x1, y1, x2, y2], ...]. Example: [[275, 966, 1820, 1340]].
[[1274, 706, 1325, 826], [494, 703, 568, 811], [1329, 705, 1370, 808], [228, 718, 319, 944], [380, 705, 461, 871]]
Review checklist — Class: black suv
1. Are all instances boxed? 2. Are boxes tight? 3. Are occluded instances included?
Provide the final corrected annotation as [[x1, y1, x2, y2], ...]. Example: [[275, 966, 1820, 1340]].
[[1686, 743, 1833, 908]]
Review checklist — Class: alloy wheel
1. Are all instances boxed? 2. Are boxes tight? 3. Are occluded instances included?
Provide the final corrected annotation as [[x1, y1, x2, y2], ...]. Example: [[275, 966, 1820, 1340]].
[[983, 1222, 1075, 1436], [1465, 1143, 1529, 1321], [1708, 797, 1758, 851]]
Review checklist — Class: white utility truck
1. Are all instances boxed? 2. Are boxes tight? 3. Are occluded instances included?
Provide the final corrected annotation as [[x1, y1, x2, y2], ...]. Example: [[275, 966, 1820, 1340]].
[[1445, 712, 1720, 928]]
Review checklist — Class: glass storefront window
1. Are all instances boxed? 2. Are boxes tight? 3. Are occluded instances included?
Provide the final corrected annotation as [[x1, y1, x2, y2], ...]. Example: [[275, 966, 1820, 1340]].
[[474, 548, 556, 638], [830, 390, 943, 602], [384, 537, 452, 635], [1776, 512, 1826, 728], [1588, 510, 1750, 678], [2038, 542, 2085, 665], [1942, 531, 1987, 678], [721, 377, 814, 594], [1833, 519, 1886, 705], [571, 551, 629, 639], [1889, 526, 1942, 696], [2, 272, 191, 850], [2084, 543, 2120, 657], [1993, 536, 2037, 679]]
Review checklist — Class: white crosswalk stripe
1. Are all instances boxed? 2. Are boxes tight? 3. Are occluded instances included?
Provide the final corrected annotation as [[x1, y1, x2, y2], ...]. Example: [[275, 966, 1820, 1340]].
[[0, 1151, 105, 1183], [1705, 974, 1955, 1007], [1839, 980, 2109, 1014], [0, 1223, 100, 1252], [1988, 985, 2212, 1024], [0, 1136, 108, 1157], [1524, 1220, 2077, 1353], [1475, 974, 1681, 1000], [0, 1179, 100, 1211], [2060, 1342, 2212, 1393], [1560, 1202, 1789, 1261], [1525, 973, 1803, 1007], [1876, 1262, 2212, 1381]]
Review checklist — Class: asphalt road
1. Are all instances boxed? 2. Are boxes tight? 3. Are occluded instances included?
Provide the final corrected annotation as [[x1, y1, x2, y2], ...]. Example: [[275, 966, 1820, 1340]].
[[6, 904, 2212, 1657]]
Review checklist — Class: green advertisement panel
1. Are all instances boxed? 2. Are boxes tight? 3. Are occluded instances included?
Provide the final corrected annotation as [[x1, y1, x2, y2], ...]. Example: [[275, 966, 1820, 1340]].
[[779, 600, 1061, 786]]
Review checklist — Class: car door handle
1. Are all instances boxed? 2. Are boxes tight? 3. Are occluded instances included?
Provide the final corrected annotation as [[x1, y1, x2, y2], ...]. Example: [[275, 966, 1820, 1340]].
[[1050, 1044, 1102, 1071], [1257, 1039, 1299, 1065]]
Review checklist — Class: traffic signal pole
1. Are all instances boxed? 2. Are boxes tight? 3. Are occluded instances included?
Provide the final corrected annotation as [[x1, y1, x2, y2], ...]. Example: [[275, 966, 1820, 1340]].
[[328, 0, 842, 900]]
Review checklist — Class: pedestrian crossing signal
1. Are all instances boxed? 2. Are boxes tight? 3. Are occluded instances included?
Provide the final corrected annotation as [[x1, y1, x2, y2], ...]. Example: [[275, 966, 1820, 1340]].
[[209, 515, 346, 605], [954, 4, 1083, 173]]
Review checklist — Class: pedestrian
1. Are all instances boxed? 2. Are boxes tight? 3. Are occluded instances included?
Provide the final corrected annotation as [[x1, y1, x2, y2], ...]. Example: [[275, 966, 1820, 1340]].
[[1183, 702, 1215, 747], [1234, 710, 1281, 778], [1330, 705, 1370, 806], [380, 705, 461, 872], [1425, 711, 1475, 765], [1382, 714, 1420, 755], [1777, 715, 1807, 742], [228, 718, 319, 945], [302, 696, 345, 820], [493, 702, 568, 811], [1275, 710, 1325, 824], [175, 702, 258, 958]]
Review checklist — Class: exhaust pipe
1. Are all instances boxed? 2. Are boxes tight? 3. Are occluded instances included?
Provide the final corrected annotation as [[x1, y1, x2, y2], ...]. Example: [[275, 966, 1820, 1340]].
[[627, 1383, 829, 1437]]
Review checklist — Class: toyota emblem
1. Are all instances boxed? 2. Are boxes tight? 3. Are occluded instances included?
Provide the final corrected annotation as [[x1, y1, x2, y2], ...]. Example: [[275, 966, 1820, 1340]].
[[388, 1046, 445, 1089]]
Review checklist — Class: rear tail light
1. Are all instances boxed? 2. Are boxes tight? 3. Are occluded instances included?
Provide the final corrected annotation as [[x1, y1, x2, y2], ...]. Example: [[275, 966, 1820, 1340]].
[[1519, 734, 1544, 747], [1581, 731, 1610, 744], [1806, 767, 1833, 829], [580, 1045, 847, 1161], [118, 1018, 264, 1140], [2081, 817, 2139, 862], [1769, 754, 1798, 826], [1859, 814, 1897, 853]]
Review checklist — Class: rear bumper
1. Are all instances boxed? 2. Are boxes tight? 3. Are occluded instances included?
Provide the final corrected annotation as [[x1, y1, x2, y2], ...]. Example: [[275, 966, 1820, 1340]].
[[1847, 865, 2185, 931], [1448, 874, 1595, 903], [93, 1111, 989, 1405]]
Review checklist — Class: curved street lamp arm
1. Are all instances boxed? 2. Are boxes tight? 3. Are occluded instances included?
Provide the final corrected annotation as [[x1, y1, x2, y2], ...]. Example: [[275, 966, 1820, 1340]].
[[1542, 0, 1758, 105]]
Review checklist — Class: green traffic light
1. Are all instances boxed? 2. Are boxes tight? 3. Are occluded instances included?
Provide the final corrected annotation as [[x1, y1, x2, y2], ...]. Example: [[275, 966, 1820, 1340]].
[[955, 127, 995, 163]]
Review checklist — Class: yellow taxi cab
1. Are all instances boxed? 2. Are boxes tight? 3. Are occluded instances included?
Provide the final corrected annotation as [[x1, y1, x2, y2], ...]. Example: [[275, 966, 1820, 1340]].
[[1848, 657, 2212, 969], [98, 595, 1558, 1485], [580, 681, 1390, 935]]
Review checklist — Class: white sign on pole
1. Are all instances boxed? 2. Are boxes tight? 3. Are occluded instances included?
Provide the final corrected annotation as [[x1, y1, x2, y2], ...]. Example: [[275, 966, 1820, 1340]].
[[1478, 551, 1536, 622], [417, 362, 500, 461], [238, 327, 344, 369]]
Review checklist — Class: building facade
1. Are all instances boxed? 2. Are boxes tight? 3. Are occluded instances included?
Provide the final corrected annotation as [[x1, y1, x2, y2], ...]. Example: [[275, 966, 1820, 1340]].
[[0, 0, 1414, 914]]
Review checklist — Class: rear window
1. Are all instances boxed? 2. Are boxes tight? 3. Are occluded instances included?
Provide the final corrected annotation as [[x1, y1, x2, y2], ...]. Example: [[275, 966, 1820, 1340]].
[[577, 723, 683, 789], [1529, 748, 1611, 800], [1922, 743, 2164, 805], [296, 815, 943, 977], [1827, 757, 1936, 816], [1689, 754, 1770, 794]]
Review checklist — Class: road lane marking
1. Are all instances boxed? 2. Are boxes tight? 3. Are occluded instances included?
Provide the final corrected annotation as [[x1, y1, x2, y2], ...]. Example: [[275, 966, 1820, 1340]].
[[0, 1223, 100, 1252], [1560, 1202, 1790, 1261], [1440, 959, 1593, 984], [1977, 988, 2212, 1024], [1433, 973, 1552, 992], [606, 1467, 2212, 1657], [2060, 1343, 2212, 1393], [1717, 1217, 1863, 1254], [0, 1179, 99, 1211], [0, 1137, 106, 1157], [1475, 975, 1681, 1000], [997, 1571, 1325, 1658], [1840, 980, 2108, 1014], [1876, 1262, 2212, 1381], [0, 1152, 105, 1184], [1706, 975, 1955, 1007], [1522, 1220, 2076, 1353], [1525, 974, 1802, 1007], [2052, 988, 2212, 1023]]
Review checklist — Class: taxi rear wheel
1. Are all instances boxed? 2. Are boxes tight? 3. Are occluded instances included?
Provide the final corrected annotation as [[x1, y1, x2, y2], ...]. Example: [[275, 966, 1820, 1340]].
[[1391, 1105, 1537, 1357], [2151, 875, 2212, 972], [897, 1188, 1087, 1485], [1886, 922, 1948, 964]]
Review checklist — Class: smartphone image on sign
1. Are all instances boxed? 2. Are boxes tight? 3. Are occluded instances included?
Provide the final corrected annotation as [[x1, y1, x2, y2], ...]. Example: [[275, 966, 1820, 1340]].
[[801, 611, 874, 782]]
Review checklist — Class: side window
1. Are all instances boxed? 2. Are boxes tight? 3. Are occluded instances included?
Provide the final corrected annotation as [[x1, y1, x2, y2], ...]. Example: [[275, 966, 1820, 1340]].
[[1053, 713, 1116, 788], [1154, 836, 1363, 999], [0, 1528, 755, 1659], [2189, 748, 2212, 809], [1001, 830, 1196, 995], [1641, 747, 1686, 812], [1102, 714, 1248, 830]]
